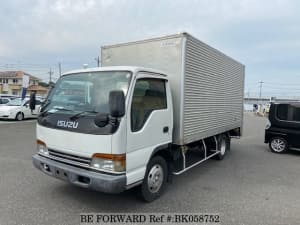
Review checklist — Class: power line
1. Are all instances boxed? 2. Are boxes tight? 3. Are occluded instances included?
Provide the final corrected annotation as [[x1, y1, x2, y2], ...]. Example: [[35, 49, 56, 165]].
[[264, 81, 300, 86]]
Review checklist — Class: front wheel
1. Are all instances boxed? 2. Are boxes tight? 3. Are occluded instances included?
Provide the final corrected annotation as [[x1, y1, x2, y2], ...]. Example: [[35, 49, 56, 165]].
[[15, 112, 24, 121], [140, 156, 168, 202], [269, 137, 288, 153]]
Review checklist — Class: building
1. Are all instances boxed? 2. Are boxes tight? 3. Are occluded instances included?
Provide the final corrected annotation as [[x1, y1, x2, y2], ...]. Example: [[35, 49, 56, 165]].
[[0, 71, 49, 97], [27, 84, 50, 97]]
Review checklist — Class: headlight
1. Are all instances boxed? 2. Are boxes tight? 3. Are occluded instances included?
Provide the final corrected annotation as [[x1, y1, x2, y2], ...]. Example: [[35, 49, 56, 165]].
[[37, 139, 49, 155], [90, 153, 126, 172]]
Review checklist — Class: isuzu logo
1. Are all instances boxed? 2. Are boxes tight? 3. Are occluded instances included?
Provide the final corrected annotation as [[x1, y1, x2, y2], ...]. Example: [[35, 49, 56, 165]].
[[57, 120, 79, 129]]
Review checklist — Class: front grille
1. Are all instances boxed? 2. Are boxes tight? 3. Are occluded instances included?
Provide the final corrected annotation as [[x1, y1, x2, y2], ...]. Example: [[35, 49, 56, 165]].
[[48, 149, 91, 166]]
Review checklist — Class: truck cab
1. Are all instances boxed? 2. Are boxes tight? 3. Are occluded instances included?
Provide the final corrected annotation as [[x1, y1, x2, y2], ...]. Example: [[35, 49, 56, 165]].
[[33, 66, 173, 201]]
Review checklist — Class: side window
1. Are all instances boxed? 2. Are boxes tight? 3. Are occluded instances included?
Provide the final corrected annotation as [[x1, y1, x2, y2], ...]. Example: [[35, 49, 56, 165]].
[[36, 100, 41, 105], [277, 104, 300, 122], [291, 105, 300, 122], [2, 99, 9, 104], [131, 78, 167, 132], [277, 104, 288, 120]]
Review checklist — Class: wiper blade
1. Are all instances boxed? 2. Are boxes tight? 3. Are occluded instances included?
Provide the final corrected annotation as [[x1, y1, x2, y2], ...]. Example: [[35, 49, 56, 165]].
[[54, 107, 73, 111], [40, 106, 72, 117], [40, 105, 72, 117], [69, 110, 98, 120]]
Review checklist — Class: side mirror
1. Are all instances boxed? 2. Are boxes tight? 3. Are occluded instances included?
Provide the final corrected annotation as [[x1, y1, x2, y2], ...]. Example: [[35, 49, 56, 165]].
[[94, 113, 109, 127], [24, 104, 29, 108], [109, 90, 125, 118]]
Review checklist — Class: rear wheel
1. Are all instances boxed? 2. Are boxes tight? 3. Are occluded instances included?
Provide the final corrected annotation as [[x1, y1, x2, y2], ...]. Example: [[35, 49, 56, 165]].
[[140, 156, 168, 202], [215, 134, 230, 160], [269, 137, 288, 153], [15, 112, 24, 121]]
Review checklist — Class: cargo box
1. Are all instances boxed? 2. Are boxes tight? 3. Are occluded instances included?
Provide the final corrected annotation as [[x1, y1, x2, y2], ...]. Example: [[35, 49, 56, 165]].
[[101, 33, 245, 145]]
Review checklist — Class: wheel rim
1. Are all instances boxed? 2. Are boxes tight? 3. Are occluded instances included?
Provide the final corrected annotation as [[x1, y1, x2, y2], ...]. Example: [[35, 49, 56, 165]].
[[220, 139, 226, 155], [147, 164, 164, 193], [271, 139, 286, 152], [17, 113, 23, 121]]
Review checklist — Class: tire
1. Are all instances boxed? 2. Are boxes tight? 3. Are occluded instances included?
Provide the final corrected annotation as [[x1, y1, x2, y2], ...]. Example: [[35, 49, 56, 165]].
[[15, 112, 24, 121], [269, 137, 288, 153], [215, 134, 230, 160], [140, 156, 168, 202]]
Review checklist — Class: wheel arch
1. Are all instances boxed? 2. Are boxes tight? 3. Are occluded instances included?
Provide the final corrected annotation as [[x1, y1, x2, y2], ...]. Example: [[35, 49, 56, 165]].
[[148, 143, 173, 182], [267, 132, 289, 143], [150, 143, 173, 162]]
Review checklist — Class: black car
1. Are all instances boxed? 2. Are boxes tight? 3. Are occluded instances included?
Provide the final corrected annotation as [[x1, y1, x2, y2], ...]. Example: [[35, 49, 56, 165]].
[[265, 102, 300, 153]]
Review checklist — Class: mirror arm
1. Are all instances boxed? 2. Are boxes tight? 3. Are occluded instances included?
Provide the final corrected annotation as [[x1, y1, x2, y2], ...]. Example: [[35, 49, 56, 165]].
[[108, 116, 119, 126]]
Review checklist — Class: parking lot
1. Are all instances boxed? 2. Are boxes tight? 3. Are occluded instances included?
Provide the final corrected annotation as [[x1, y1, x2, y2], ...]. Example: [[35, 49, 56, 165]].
[[0, 113, 299, 225]]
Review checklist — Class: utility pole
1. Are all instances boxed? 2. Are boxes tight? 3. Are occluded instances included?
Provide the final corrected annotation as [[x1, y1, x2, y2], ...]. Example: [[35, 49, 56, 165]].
[[58, 62, 62, 77], [259, 81, 264, 99], [48, 68, 53, 84], [94, 56, 100, 67]]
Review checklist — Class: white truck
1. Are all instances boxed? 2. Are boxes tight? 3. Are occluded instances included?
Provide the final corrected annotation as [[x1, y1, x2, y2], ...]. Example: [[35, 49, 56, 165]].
[[33, 33, 245, 202]]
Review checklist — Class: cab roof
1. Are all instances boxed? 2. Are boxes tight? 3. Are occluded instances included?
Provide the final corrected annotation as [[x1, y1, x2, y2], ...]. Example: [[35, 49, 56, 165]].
[[62, 66, 168, 78]]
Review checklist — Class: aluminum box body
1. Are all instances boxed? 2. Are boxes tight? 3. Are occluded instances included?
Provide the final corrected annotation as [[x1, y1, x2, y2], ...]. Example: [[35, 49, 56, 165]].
[[101, 33, 245, 145]]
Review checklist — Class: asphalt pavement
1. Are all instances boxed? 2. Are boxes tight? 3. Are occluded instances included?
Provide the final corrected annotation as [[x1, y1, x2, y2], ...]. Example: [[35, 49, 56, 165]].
[[0, 114, 300, 225]]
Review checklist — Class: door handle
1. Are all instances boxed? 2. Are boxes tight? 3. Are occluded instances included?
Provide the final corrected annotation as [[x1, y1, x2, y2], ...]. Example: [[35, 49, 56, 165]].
[[163, 126, 169, 133]]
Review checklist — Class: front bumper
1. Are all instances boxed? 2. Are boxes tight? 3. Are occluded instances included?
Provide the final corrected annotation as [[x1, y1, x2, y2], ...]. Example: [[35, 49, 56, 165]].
[[0, 113, 15, 119], [32, 154, 126, 194]]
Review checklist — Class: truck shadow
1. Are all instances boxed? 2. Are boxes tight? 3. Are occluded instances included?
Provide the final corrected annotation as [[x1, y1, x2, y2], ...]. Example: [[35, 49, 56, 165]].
[[53, 183, 151, 211]]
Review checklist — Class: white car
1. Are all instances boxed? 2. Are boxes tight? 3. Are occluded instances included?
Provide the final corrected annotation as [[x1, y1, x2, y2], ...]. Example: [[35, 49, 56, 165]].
[[0, 97, 42, 121]]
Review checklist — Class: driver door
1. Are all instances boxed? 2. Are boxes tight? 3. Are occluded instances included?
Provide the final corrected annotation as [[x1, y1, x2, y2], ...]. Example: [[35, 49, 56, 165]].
[[126, 74, 173, 185]]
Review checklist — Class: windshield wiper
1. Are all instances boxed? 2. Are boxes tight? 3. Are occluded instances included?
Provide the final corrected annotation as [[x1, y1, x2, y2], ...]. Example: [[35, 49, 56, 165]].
[[40, 105, 73, 117], [54, 107, 73, 111], [69, 110, 98, 120]]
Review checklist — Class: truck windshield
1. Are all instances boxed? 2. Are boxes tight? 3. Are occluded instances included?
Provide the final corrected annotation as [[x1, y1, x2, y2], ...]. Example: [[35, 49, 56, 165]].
[[43, 71, 131, 115]]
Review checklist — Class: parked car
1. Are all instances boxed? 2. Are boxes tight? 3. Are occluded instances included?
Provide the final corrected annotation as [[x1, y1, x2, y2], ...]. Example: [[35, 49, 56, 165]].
[[265, 102, 300, 153], [0, 97, 42, 121]]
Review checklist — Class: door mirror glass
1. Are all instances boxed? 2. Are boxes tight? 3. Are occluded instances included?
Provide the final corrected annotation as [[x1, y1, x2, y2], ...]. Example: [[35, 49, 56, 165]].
[[109, 90, 125, 118]]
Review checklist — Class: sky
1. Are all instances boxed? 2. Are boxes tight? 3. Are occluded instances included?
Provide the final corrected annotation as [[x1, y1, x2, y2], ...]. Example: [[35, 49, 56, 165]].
[[0, 0, 299, 98]]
